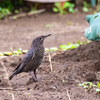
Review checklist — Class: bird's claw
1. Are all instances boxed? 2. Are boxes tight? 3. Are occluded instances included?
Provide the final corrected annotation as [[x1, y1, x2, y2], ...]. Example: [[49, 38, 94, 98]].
[[33, 77, 38, 82]]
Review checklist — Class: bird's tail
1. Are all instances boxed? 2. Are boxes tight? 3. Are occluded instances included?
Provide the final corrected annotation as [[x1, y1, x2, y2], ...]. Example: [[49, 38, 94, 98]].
[[9, 67, 20, 80], [9, 74, 14, 80]]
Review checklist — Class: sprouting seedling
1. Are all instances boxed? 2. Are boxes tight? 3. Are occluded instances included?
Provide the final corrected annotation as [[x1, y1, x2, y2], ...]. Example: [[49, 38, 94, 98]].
[[62, 79, 67, 85], [45, 24, 54, 28], [53, 2, 75, 15], [62, 79, 66, 83], [30, 3, 39, 12], [59, 41, 90, 51], [49, 47, 58, 52], [82, 1, 90, 12], [10, 47, 13, 51], [78, 82, 88, 92], [96, 89, 100, 94], [78, 82, 97, 92], [96, 82, 100, 94], [17, 48, 22, 55], [10, 48, 22, 56], [97, 82, 100, 88], [0, 52, 4, 56]]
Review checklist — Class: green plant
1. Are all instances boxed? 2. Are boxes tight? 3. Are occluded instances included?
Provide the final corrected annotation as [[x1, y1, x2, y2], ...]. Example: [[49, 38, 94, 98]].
[[14, 10, 19, 14], [83, 1, 91, 12], [97, 0, 100, 11], [0, 7, 11, 19], [0, 0, 23, 19], [0, 1, 14, 11], [62, 79, 66, 85], [78, 82, 100, 94], [30, 3, 38, 12], [45, 24, 54, 28], [96, 82, 100, 94], [10, 48, 22, 56], [0, 52, 4, 56], [16, 48, 22, 55], [97, 5, 100, 11], [0, 0, 23, 11], [53, 2, 75, 14], [59, 42, 79, 51], [78, 82, 97, 92], [66, 21, 73, 25], [62, 79, 66, 83], [59, 41, 90, 51]]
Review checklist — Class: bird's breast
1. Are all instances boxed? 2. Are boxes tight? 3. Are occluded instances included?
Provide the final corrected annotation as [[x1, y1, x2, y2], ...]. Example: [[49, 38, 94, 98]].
[[34, 47, 44, 60]]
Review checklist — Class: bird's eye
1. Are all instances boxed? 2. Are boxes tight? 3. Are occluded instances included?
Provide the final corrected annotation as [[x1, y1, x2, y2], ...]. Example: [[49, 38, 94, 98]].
[[39, 37, 42, 40]]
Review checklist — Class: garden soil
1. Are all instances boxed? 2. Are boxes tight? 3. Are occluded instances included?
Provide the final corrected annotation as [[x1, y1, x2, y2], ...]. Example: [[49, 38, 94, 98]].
[[0, 12, 100, 100]]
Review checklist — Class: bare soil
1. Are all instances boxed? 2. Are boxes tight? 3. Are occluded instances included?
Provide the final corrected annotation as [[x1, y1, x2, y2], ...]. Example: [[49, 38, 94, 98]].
[[0, 12, 100, 100]]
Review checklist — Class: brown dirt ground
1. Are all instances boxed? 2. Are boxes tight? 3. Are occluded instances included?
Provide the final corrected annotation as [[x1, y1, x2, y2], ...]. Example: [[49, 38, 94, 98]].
[[0, 12, 100, 100]]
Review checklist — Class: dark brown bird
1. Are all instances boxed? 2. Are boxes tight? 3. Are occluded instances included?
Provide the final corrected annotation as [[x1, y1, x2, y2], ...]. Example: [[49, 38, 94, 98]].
[[9, 34, 51, 82]]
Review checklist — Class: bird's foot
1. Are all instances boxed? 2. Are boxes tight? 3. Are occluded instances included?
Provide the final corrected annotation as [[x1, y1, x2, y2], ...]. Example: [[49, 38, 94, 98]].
[[26, 77, 39, 85], [33, 77, 38, 82], [29, 75, 38, 82], [28, 71, 39, 82]]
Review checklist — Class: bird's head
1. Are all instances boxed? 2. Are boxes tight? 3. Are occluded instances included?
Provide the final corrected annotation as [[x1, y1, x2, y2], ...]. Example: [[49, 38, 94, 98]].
[[32, 34, 51, 47]]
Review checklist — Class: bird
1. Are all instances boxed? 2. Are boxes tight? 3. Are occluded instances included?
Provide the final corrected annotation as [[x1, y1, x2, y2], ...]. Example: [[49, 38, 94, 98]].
[[9, 34, 51, 82]]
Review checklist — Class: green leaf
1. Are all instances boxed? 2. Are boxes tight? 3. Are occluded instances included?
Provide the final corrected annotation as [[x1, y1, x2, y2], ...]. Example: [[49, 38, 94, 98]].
[[94, 15, 98, 19], [85, 88, 87, 92], [0, 7, 2, 11], [59, 41, 89, 51], [63, 10, 67, 14], [97, 82, 100, 88], [53, 7, 58, 12], [6, 9, 11, 14], [78, 84, 84, 86], [83, 7, 89, 12], [93, 85, 97, 87], [54, 2, 60, 8], [77, 41, 81, 45], [7, 4, 14, 11], [97, 5, 100, 11], [70, 4, 75, 8], [69, 7, 74, 13], [13, 16, 17, 19], [84, 85, 88, 88], [10, 47, 13, 51], [49, 47, 58, 51], [18, 48, 22, 52], [62, 80, 66, 83], [14, 10, 19, 14], [63, 2, 70, 8], [45, 24, 53, 28], [58, 8, 64, 14], [83, 1, 90, 8], [0, 52, 4, 56], [96, 89, 100, 93]]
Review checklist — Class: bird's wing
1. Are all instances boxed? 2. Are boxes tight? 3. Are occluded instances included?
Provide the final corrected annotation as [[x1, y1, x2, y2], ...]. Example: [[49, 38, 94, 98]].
[[13, 63, 21, 72], [13, 49, 35, 73]]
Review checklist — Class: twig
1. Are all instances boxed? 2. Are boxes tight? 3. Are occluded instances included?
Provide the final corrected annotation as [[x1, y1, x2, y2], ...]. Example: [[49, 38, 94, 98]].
[[67, 90, 71, 100], [48, 54, 53, 71], [0, 88, 13, 90], [0, 87, 26, 91], [27, 9, 45, 15], [9, 9, 45, 19], [1, 61, 15, 100], [13, 87, 26, 91]]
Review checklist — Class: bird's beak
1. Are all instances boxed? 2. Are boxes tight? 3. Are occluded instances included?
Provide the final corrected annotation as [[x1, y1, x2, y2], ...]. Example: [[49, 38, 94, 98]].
[[44, 34, 51, 38]]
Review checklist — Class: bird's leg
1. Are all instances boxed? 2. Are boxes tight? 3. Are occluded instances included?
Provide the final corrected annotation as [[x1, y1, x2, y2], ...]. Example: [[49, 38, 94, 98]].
[[33, 69, 38, 82], [28, 71, 38, 82]]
